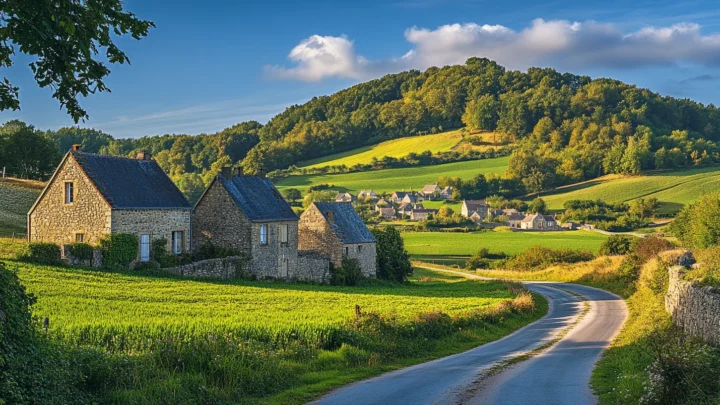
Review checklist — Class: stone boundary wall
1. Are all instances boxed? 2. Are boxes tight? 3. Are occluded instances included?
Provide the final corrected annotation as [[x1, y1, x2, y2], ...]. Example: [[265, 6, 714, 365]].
[[296, 251, 330, 282], [60, 244, 103, 267], [665, 266, 720, 345], [163, 256, 247, 279]]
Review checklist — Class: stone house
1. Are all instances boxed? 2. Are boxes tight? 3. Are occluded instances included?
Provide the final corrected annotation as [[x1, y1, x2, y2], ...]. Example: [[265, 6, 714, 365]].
[[520, 213, 559, 230], [28, 147, 192, 261], [461, 200, 488, 221], [391, 191, 417, 204], [376, 205, 396, 220], [335, 192, 355, 203], [439, 186, 453, 199], [298, 202, 377, 277], [357, 189, 378, 201], [193, 167, 301, 278], [411, 208, 438, 221], [421, 184, 441, 199], [489, 208, 525, 228]]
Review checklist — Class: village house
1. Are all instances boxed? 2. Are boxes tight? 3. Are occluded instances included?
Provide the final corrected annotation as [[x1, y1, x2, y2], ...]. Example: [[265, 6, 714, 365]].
[[411, 208, 438, 221], [28, 147, 192, 261], [375, 205, 396, 220], [193, 167, 300, 278], [298, 202, 377, 277], [420, 184, 441, 200], [390, 191, 418, 204], [461, 200, 488, 222], [439, 186, 453, 200], [357, 189, 378, 201], [489, 208, 525, 228], [335, 192, 355, 203], [520, 213, 560, 230]]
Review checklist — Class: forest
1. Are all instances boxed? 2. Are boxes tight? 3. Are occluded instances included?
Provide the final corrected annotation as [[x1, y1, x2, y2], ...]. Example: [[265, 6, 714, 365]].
[[2, 58, 720, 200]]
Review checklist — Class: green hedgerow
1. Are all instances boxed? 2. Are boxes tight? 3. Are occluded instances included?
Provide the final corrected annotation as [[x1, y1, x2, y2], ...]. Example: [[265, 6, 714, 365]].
[[99, 233, 138, 268], [68, 243, 94, 261], [20, 242, 61, 265]]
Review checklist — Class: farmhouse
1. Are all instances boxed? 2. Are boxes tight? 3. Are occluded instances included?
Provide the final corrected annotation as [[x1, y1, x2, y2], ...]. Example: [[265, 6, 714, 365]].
[[335, 192, 355, 203], [376, 206, 396, 220], [490, 208, 525, 228], [411, 208, 438, 221], [391, 191, 418, 204], [439, 186, 453, 199], [461, 200, 488, 222], [28, 147, 192, 260], [193, 167, 300, 278], [520, 213, 560, 230], [357, 189, 378, 201], [298, 202, 377, 277], [421, 184, 441, 199]]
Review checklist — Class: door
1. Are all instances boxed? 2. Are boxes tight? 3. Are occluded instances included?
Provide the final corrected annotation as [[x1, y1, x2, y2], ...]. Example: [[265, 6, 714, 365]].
[[140, 234, 150, 262]]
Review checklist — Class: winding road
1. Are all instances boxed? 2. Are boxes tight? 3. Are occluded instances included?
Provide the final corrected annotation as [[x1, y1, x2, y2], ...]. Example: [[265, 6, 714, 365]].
[[310, 269, 627, 405]]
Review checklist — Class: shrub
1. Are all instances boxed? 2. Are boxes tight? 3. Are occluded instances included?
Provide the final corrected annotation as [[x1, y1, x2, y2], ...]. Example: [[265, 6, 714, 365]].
[[69, 243, 94, 261], [466, 254, 490, 270], [598, 235, 635, 256], [194, 240, 241, 261], [330, 258, 364, 286], [20, 242, 61, 265], [99, 233, 138, 268], [371, 226, 412, 283], [617, 254, 643, 282], [670, 192, 720, 248], [631, 236, 675, 262], [505, 246, 594, 271]]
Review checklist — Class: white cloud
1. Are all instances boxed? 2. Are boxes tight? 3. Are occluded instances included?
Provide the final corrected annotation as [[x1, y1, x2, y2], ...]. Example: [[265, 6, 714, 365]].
[[267, 18, 720, 81]]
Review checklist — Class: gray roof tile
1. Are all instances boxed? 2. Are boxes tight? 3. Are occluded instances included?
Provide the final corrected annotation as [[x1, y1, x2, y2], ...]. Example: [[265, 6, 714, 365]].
[[219, 174, 298, 222], [313, 202, 376, 244]]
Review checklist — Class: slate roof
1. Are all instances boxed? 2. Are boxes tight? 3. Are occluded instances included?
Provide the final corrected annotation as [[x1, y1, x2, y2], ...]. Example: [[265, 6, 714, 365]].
[[521, 213, 556, 223], [421, 184, 440, 194], [313, 202, 376, 244], [71, 151, 191, 209], [216, 174, 298, 222]]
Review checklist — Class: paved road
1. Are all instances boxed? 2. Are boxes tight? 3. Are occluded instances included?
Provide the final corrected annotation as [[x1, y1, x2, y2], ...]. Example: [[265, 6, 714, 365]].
[[310, 273, 627, 405]]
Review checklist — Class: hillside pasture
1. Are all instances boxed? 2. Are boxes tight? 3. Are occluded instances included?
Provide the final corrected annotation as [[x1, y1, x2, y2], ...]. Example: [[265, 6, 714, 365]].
[[402, 230, 608, 257], [300, 130, 464, 169], [276, 156, 509, 194], [540, 166, 720, 214], [0, 178, 43, 236]]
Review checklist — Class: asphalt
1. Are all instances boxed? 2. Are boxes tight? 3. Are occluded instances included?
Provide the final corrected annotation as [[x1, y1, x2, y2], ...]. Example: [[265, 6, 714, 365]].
[[310, 276, 627, 405]]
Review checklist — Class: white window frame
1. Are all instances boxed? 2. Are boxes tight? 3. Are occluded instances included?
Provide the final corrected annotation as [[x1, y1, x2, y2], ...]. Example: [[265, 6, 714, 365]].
[[260, 224, 268, 245], [172, 231, 184, 254], [280, 224, 288, 244], [140, 234, 151, 262], [64, 182, 74, 205], [75, 233, 84, 243]]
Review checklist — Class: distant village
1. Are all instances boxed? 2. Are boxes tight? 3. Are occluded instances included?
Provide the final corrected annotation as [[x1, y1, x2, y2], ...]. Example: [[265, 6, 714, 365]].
[[335, 185, 570, 231]]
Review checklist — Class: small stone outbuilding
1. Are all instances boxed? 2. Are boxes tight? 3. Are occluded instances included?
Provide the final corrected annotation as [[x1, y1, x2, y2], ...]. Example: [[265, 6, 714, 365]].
[[298, 202, 377, 277], [27, 148, 193, 261], [193, 168, 302, 279]]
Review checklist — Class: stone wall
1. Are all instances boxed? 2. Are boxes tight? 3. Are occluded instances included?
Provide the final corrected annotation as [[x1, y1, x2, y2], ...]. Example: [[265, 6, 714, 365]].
[[112, 209, 192, 253], [296, 251, 330, 282], [162, 256, 248, 279], [29, 155, 112, 245], [665, 266, 720, 345], [248, 221, 299, 279], [192, 180, 252, 254], [298, 206, 344, 267], [342, 242, 377, 277]]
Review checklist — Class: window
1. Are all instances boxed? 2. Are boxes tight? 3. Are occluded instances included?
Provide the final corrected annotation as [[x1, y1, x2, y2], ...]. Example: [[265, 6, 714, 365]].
[[172, 231, 184, 254], [260, 224, 268, 245], [280, 224, 288, 244], [357, 245, 362, 253], [75, 233, 84, 243], [140, 234, 150, 262], [344, 246, 349, 256], [64, 182, 74, 204]]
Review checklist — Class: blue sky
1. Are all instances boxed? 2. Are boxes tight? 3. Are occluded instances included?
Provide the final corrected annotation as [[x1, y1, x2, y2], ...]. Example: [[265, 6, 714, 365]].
[[3, 0, 720, 138]]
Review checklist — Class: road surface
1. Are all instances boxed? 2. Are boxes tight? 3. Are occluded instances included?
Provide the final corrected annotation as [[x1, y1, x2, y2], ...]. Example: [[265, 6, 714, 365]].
[[310, 273, 627, 405]]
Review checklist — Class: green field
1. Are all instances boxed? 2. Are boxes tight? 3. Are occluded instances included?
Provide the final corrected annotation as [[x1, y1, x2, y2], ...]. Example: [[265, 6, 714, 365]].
[[277, 156, 509, 194], [8, 258, 542, 403], [402, 230, 608, 257], [301, 130, 465, 169], [540, 166, 720, 214], [0, 178, 42, 236]]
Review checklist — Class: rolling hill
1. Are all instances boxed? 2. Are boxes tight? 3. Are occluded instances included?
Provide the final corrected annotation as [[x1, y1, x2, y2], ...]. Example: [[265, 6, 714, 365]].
[[540, 165, 720, 214], [0, 178, 43, 236], [276, 156, 509, 194], [300, 130, 466, 169]]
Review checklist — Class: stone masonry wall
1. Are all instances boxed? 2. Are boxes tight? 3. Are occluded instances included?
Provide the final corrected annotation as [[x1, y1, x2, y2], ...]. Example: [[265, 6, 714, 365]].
[[665, 266, 720, 345], [296, 251, 330, 282], [29, 155, 112, 245], [343, 242, 377, 277], [192, 180, 252, 254], [111, 209, 192, 254], [298, 206, 343, 267], [249, 221, 299, 279], [163, 256, 247, 279]]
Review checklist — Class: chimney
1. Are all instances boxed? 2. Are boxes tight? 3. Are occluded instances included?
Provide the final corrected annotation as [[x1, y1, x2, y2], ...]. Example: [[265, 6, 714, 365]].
[[221, 166, 232, 178], [71, 144, 81, 152], [256, 168, 266, 178], [135, 150, 152, 160], [233, 167, 243, 176]]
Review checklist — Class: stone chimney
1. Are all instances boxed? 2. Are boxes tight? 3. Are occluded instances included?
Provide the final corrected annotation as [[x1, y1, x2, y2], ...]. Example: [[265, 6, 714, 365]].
[[221, 166, 232, 178], [233, 167, 243, 176], [71, 144, 81, 151], [135, 150, 152, 160]]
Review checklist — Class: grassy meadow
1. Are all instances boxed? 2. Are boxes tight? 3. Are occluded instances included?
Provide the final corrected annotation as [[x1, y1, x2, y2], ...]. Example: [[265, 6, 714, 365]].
[[540, 165, 720, 214], [276, 156, 509, 194], [402, 230, 608, 257], [301, 130, 464, 169], [4, 255, 545, 404], [0, 178, 42, 236]]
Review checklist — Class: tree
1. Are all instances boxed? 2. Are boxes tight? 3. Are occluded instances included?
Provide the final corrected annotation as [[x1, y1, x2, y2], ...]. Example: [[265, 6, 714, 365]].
[[671, 192, 720, 248], [371, 226, 413, 283], [302, 190, 336, 208], [461, 94, 498, 132], [527, 197, 548, 214], [173, 173, 205, 204], [437, 206, 455, 218], [0, 0, 154, 121], [283, 188, 302, 204], [0, 120, 59, 179]]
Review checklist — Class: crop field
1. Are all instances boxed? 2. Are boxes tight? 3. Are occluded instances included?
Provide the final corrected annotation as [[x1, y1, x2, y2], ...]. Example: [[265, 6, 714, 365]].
[[8, 259, 543, 403], [540, 166, 720, 214], [276, 156, 509, 194], [301, 130, 465, 169], [402, 230, 608, 257], [0, 178, 43, 236]]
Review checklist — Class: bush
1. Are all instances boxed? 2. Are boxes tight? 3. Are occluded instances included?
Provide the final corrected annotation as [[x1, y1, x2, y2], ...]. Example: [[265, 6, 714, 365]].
[[330, 258, 364, 286], [598, 235, 635, 256], [194, 240, 241, 261], [69, 243, 94, 261], [505, 246, 594, 271], [20, 242, 61, 265], [371, 226, 413, 283], [99, 233, 138, 268], [631, 236, 675, 262], [670, 192, 720, 248], [617, 254, 643, 282], [466, 254, 490, 270]]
